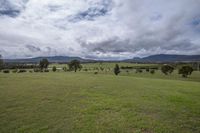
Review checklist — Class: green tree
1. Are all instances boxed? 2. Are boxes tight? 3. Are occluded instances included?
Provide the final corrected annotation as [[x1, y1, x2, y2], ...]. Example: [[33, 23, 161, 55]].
[[52, 66, 57, 72], [0, 55, 3, 70], [39, 59, 49, 70], [63, 66, 67, 72], [146, 68, 150, 72], [150, 69, 155, 74], [161, 64, 174, 75], [136, 68, 143, 73], [114, 64, 120, 75], [68, 60, 82, 72], [178, 66, 193, 78]]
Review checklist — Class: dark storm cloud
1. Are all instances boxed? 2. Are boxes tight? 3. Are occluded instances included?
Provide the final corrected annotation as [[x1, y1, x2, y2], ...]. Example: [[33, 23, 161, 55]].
[[190, 16, 200, 32], [79, 35, 198, 57], [0, 9, 20, 17], [69, 7, 108, 22], [0, 0, 19, 17], [0, 0, 28, 17], [26, 45, 41, 52], [79, 37, 132, 53], [69, 0, 112, 22]]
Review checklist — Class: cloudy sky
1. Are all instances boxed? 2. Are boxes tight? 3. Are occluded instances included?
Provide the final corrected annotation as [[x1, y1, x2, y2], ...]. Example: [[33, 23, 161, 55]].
[[0, 0, 200, 59]]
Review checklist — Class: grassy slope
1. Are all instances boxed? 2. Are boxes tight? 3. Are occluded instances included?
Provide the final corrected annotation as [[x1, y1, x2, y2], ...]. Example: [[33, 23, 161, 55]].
[[0, 73, 200, 133]]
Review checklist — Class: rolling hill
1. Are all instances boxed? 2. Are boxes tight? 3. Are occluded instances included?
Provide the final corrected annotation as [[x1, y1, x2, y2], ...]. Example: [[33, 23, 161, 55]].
[[4, 54, 200, 63]]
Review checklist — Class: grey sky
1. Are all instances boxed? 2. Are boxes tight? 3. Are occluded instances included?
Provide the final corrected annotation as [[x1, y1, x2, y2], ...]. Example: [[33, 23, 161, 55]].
[[0, 0, 200, 59]]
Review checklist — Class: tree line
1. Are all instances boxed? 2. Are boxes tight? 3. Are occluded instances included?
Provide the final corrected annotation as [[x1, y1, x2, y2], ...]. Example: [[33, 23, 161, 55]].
[[0, 55, 82, 72], [0, 54, 197, 77], [117, 64, 194, 78]]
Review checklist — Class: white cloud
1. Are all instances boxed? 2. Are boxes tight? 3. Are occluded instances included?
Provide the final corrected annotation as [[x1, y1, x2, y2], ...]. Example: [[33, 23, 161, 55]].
[[0, 0, 200, 59]]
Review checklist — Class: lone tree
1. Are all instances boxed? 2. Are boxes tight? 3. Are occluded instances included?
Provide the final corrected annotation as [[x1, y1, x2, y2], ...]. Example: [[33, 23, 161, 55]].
[[68, 60, 82, 72], [161, 64, 174, 75], [52, 66, 57, 72], [114, 64, 120, 75], [0, 54, 3, 70], [39, 59, 49, 70], [63, 66, 67, 72], [178, 66, 193, 78]]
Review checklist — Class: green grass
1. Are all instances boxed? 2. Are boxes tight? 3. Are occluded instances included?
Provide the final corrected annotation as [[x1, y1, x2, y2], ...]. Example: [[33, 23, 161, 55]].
[[0, 72, 200, 133], [119, 70, 200, 82], [49, 62, 158, 69], [82, 62, 158, 68], [49, 62, 200, 82]]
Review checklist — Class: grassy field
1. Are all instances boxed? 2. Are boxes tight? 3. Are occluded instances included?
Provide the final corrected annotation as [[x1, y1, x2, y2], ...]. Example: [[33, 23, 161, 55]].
[[49, 62, 200, 82], [49, 62, 159, 69], [0, 72, 200, 133]]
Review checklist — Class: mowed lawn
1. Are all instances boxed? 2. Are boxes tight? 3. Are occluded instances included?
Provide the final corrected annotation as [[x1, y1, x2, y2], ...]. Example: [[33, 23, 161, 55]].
[[0, 73, 200, 133]]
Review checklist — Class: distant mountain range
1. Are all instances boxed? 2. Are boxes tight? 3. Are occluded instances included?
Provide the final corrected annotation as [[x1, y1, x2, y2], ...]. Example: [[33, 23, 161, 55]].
[[4, 54, 200, 63], [130, 54, 200, 62], [5, 56, 93, 63]]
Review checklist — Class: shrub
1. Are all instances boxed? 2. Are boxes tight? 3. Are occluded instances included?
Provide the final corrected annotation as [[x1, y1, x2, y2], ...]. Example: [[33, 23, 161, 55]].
[[44, 69, 49, 72], [121, 66, 134, 69], [63, 66, 67, 72], [150, 69, 155, 74], [18, 69, 27, 73], [126, 70, 129, 74], [52, 66, 57, 72], [12, 69, 18, 73], [2, 64, 38, 70], [100, 67, 104, 71], [34, 68, 40, 72], [83, 68, 88, 71], [3, 70, 10, 73], [136, 69, 143, 73]]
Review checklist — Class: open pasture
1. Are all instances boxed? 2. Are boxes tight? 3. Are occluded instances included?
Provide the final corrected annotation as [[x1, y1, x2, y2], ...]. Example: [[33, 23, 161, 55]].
[[49, 62, 200, 82], [0, 71, 200, 133]]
